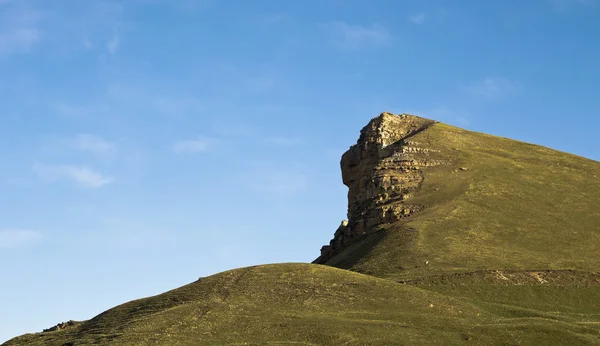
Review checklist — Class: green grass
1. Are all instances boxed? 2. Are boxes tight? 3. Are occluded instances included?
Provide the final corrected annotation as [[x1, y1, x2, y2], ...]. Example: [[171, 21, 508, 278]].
[[327, 122, 600, 281], [5, 118, 600, 345], [5, 264, 600, 345]]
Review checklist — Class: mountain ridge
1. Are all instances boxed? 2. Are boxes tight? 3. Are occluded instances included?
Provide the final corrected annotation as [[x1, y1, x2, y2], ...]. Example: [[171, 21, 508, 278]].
[[318, 112, 600, 281], [4, 112, 600, 345]]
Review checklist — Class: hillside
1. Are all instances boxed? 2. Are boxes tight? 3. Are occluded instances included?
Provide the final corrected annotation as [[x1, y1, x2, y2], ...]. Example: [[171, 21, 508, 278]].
[[316, 113, 600, 281], [5, 264, 600, 346], [4, 112, 600, 345]]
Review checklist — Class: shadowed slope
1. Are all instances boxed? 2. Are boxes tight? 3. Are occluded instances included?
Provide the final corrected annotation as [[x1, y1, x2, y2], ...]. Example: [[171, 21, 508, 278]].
[[5, 263, 600, 345], [323, 116, 600, 281]]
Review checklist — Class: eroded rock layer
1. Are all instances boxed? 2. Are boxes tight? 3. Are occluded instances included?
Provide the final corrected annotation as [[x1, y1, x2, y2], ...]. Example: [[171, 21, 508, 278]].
[[314, 112, 440, 263]]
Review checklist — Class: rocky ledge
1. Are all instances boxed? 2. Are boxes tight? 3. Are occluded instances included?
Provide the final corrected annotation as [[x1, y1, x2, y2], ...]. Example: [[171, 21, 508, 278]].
[[42, 320, 81, 333], [314, 112, 442, 264]]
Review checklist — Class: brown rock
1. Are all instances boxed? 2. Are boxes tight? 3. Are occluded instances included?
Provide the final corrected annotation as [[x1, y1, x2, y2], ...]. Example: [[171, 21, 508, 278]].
[[314, 112, 442, 263], [42, 320, 79, 333]]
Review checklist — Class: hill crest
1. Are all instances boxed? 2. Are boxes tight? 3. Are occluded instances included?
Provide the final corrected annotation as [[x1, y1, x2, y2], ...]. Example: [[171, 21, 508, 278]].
[[315, 112, 600, 280], [315, 112, 441, 263], [4, 111, 600, 345]]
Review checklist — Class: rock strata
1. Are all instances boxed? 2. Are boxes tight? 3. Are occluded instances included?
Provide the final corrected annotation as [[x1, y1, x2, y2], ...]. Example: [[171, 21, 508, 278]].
[[314, 112, 440, 264]]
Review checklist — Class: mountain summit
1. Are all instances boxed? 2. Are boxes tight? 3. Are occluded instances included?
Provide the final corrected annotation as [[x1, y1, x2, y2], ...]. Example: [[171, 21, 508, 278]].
[[5, 112, 600, 346], [316, 112, 600, 281], [315, 112, 439, 264]]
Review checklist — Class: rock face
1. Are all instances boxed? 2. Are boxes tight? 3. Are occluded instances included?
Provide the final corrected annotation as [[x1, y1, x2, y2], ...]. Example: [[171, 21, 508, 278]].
[[314, 112, 440, 264]]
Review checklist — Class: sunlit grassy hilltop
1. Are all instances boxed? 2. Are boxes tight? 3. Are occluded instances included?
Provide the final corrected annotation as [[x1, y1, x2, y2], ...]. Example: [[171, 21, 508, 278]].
[[5, 114, 600, 346], [326, 118, 600, 281]]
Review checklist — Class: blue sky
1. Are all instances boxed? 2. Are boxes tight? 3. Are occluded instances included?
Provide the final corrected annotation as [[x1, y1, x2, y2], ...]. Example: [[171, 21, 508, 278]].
[[1, 0, 599, 341]]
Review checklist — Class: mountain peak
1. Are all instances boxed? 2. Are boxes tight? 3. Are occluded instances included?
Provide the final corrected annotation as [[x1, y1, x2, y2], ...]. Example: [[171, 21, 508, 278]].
[[314, 112, 439, 264], [357, 112, 435, 149], [315, 112, 600, 281]]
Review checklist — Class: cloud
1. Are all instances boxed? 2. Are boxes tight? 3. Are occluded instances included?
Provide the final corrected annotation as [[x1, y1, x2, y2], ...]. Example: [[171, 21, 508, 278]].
[[33, 162, 114, 188], [42, 1, 123, 53], [172, 137, 214, 154], [463, 77, 523, 100], [39, 134, 118, 163], [71, 134, 117, 156], [53, 102, 112, 119], [325, 21, 391, 49], [107, 26, 119, 54], [0, 28, 39, 55], [410, 13, 426, 24], [0, 2, 42, 56], [0, 229, 42, 248], [83, 34, 93, 49]]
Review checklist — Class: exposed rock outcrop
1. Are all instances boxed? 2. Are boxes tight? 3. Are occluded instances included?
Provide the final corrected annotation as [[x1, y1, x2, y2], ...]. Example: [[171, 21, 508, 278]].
[[314, 112, 442, 264], [42, 320, 80, 333]]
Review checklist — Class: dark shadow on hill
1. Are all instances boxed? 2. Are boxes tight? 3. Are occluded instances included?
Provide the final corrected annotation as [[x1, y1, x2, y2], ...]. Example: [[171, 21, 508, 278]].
[[324, 224, 421, 277]]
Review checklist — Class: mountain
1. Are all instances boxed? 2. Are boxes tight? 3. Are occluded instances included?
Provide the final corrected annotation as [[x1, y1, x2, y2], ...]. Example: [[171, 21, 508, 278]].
[[5, 113, 600, 346], [315, 112, 600, 280]]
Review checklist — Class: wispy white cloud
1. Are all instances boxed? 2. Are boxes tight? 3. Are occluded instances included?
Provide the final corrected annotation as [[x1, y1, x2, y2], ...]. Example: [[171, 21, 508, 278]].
[[410, 13, 426, 24], [0, 229, 42, 248], [40, 134, 118, 162], [463, 77, 523, 100], [107, 26, 119, 54], [324, 21, 391, 49], [53, 102, 111, 119], [0, 2, 42, 56], [82, 34, 93, 49], [33, 162, 114, 188], [172, 137, 214, 154], [71, 134, 117, 156], [0, 28, 39, 55]]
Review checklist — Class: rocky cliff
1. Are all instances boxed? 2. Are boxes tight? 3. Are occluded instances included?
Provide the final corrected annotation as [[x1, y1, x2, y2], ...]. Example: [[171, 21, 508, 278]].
[[314, 112, 442, 263]]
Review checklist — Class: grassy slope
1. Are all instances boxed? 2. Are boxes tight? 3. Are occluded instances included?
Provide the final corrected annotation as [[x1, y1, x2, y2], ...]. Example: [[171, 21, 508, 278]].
[[5, 263, 600, 346], [5, 121, 600, 345], [327, 122, 600, 281]]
